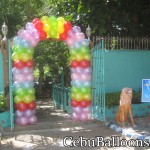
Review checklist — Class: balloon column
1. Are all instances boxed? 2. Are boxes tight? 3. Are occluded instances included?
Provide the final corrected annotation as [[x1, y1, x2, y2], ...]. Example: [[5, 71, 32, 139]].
[[12, 16, 92, 126]]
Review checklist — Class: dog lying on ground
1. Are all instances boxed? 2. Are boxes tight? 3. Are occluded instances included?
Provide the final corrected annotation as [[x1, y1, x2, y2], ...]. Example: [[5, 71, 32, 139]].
[[115, 87, 135, 128]]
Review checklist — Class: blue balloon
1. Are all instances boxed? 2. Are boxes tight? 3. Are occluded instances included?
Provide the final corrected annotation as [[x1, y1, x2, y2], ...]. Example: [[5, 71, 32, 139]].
[[13, 81, 23, 90], [73, 41, 82, 49], [83, 81, 91, 87], [13, 36, 23, 46], [74, 80, 83, 88], [22, 81, 34, 89]]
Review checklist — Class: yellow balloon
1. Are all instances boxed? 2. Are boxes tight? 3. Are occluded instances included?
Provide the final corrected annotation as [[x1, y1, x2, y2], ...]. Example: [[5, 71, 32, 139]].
[[11, 52, 20, 61], [41, 16, 49, 22], [43, 23, 51, 34], [83, 94, 92, 101], [75, 54, 84, 61], [57, 17, 65, 24], [84, 53, 92, 61], [20, 53, 31, 62]]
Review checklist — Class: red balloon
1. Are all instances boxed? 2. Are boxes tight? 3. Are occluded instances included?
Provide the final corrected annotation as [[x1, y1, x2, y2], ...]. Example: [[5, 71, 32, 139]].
[[71, 60, 80, 68], [32, 18, 41, 24], [34, 21, 44, 31], [59, 32, 68, 41], [13, 60, 26, 69], [39, 30, 47, 40], [80, 60, 91, 68], [27, 101, 36, 110], [26, 60, 33, 68], [14, 103, 19, 109], [71, 99, 80, 107], [64, 21, 72, 32], [79, 100, 91, 108], [18, 102, 28, 111]]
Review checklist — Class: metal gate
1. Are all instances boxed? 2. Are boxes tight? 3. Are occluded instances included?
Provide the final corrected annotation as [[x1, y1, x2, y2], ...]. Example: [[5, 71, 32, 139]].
[[91, 38, 105, 121]]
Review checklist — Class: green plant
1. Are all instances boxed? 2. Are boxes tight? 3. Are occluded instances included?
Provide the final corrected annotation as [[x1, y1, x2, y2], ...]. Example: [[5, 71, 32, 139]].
[[105, 92, 120, 108], [0, 93, 7, 112]]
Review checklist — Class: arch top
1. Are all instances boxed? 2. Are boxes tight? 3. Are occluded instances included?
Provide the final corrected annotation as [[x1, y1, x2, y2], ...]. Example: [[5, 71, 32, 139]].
[[13, 16, 90, 50]]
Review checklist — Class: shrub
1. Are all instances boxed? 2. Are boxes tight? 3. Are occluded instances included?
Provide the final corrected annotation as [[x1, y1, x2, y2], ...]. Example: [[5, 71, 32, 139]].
[[0, 93, 7, 112], [105, 90, 142, 108]]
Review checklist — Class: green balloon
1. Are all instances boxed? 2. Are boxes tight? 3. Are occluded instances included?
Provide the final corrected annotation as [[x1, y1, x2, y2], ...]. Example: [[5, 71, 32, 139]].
[[79, 46, 90, 54], [80, 87, 91, 94], [27, 88, 35, 95], [15, 88, 27, 97], [71, 86, 80, 94]]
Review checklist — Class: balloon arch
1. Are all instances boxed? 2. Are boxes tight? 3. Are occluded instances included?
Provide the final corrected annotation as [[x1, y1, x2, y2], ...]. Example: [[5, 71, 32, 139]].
[[11, 16, 92, 126]]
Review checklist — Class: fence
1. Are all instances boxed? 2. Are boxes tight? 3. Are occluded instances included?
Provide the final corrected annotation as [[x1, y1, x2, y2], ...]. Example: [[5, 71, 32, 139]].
[[92, 36, 150, 50], [52, 83, 71, 113]]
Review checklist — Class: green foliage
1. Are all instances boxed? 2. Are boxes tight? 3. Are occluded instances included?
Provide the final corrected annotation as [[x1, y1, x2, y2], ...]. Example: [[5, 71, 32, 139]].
[[0, 93, 7, 112], [105, 92, 120, 108], [105, 90, 142, 108]]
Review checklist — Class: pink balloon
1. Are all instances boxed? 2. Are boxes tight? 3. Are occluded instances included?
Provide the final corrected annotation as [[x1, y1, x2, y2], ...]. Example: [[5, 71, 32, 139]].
[[13, 74, 25, 83], [71, 112, 79, 121], [65, 37, 75, 47], [19, 117, 29, 126], [25, 73, 34, 82], [15, 117, 20, 125], [29, 115, 37, 125], [71, 73, 79, 81], [81, 73, 91, 81], [71, 68, 76, 73], [74, 33, 85, 41], [18, 29, 26, 37], [79, 113, 88, 121]]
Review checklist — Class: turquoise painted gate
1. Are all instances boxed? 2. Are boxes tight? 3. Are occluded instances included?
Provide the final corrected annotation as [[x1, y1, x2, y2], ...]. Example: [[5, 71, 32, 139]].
[[8, 40, 14, 130], [0, 50, 4, 93], [91, 39, 106, 121]]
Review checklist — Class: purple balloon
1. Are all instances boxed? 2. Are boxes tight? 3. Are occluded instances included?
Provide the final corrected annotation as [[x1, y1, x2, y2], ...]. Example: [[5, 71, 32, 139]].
[[67, 29, 76, 38], [84, 67, 92, 73], [12, 68, 22, 75], [29, 115, 37, 125], [26, 22, 34, 31], [19, 117, 29, 126], [73, 26, 81, 33], [24, 109, 34, 117], [82, 106, 91, 113], [73, 106, 82, 114], [15, 110, 24, 118], [22, 67, 33, 75], [75, 67, 83, 74]]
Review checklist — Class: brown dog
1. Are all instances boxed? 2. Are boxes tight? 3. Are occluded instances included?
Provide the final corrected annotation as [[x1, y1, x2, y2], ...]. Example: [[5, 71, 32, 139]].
[[115, 88, 135, 128]]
